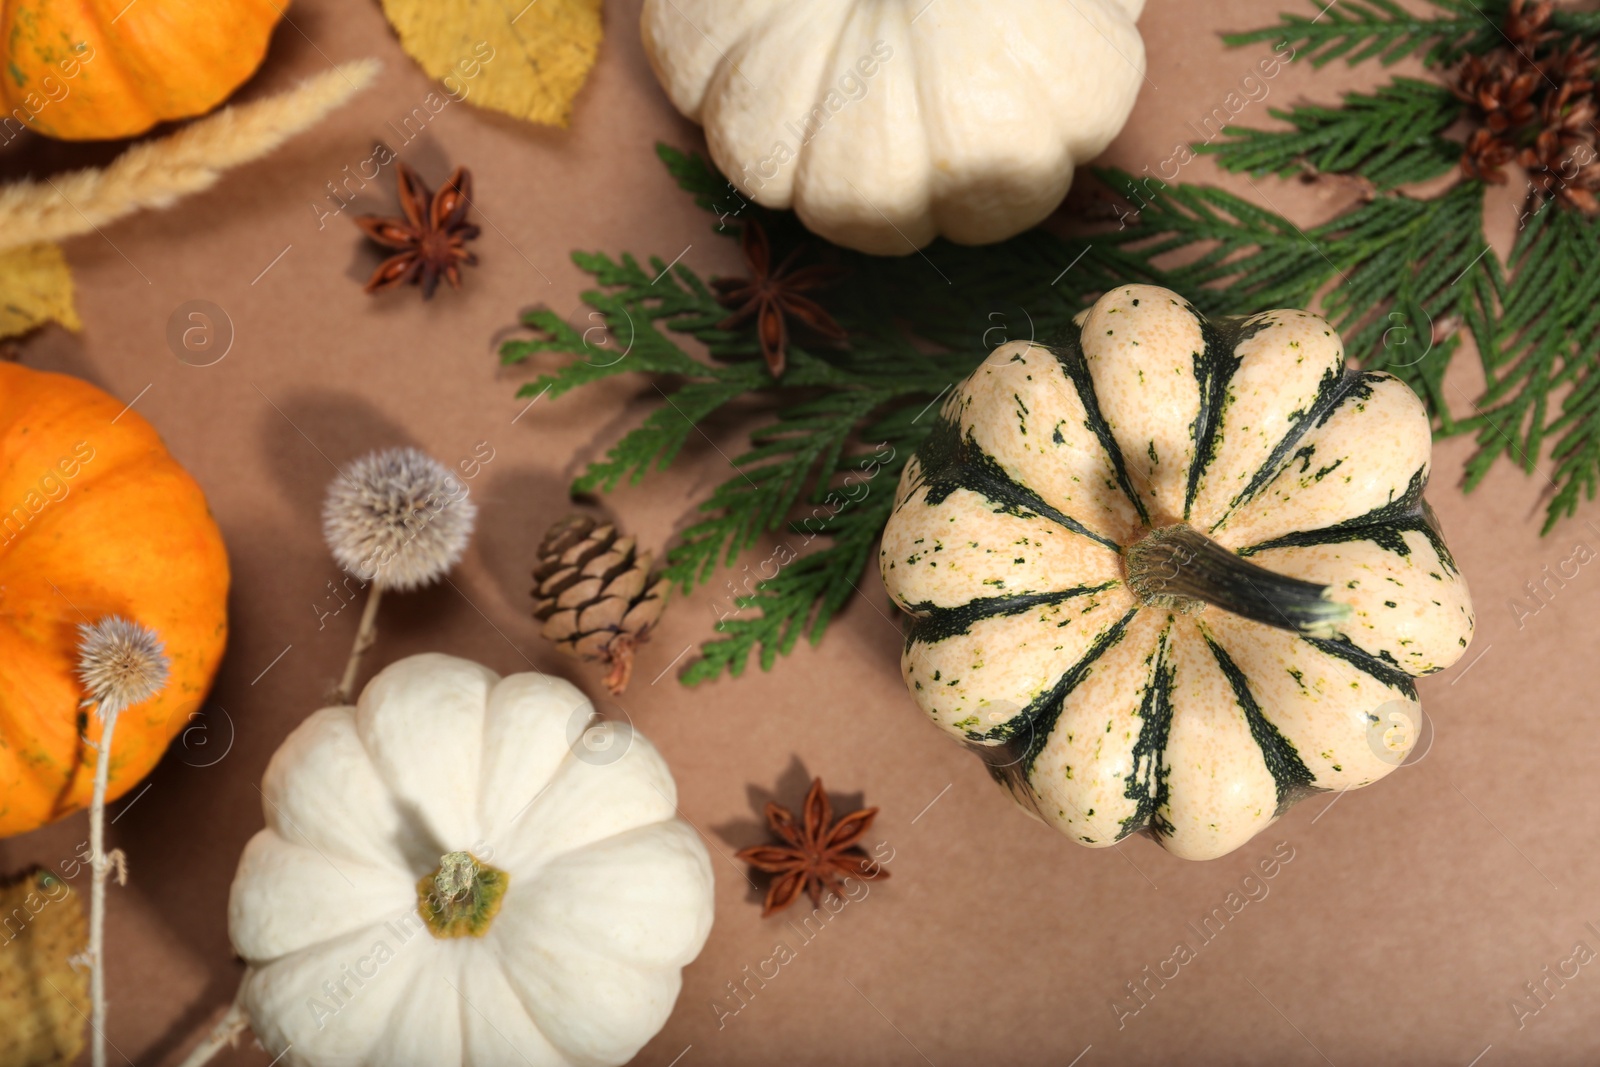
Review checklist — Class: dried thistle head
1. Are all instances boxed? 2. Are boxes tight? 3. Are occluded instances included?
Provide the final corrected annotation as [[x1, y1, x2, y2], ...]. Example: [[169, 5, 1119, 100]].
[[322, 447, 476, 591], [76, 617, 169, 716]]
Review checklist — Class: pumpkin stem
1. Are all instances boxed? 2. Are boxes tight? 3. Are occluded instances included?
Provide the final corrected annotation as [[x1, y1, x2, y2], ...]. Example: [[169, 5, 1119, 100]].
[[417, 852, 510, 938], [1124, 525, 1351, 637]]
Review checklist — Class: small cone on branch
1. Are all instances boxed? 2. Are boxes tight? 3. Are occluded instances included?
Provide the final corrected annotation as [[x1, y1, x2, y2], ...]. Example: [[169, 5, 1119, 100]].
[[532, 514, 669, 695]]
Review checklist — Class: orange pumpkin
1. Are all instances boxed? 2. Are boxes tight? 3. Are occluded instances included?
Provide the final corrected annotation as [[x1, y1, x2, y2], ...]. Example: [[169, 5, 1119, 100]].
[[0, 0, 286, 141], [0, 363, 229, 836]]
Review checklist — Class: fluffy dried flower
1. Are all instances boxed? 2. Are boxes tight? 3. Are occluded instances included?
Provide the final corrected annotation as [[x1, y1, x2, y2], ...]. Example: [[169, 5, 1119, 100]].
[[76, 617, 169, 716], [322, 447, 476, 591]]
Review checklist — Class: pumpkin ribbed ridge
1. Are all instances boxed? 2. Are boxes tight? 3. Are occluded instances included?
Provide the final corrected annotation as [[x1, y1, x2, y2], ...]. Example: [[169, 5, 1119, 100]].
[[880, 284, 1474, 861], [0, 0, 286, 141], [640, 0, 1146, 253], [0, 363, 229, 836]]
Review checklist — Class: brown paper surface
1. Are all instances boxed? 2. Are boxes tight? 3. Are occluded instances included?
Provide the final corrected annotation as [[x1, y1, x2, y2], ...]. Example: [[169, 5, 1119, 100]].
[[2, 1, 1596, 1063]]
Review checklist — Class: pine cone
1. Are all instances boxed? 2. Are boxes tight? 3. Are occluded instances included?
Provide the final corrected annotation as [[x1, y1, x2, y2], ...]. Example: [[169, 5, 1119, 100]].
[[531, 514, 668, 695], [1540, 80, 1597, 135], [1540, 42, 1596, 93], [1520, 128, 1600, 213], [1462, 128, 1516, 183], [1505, 0, 1555, 50]]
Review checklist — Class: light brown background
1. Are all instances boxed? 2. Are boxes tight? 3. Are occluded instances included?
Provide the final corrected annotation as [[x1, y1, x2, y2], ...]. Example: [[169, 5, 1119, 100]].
[[3, 1, 1597, 1064]]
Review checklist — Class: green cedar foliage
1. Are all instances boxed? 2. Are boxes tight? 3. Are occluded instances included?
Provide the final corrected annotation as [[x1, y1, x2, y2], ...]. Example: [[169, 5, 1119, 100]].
[[502, 146, 1124, 682], [1222, 0, 1599, 69], [1209, 0, 1600, 530], [503, 0, 1600, 681]]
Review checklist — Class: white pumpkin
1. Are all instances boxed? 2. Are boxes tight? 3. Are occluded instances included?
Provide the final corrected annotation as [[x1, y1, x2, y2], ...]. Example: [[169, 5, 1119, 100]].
[[879, 285, 1475, 861], [640, 0, 1147, 255], [227, 653, 714, 1067]]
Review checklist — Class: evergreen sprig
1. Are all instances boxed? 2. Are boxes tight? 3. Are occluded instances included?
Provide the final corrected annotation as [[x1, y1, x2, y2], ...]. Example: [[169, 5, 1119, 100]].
[[1208, 0, 1600, 530], [1200, 77, 1460, 188], [1225, 0, 1504, 68], [1227, 0, 1600, 68], [504, 0, 1600, 682], [1469, 203, 1600, 521], [502, 149, 998, 680]]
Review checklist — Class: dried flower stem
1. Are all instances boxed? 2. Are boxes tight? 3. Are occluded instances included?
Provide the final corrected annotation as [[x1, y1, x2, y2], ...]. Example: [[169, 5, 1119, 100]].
[[175, 981, 250, 1067], [75, 617, 167, 1067], [335, 583, 385, 704], [87, 702, 119, 1067]]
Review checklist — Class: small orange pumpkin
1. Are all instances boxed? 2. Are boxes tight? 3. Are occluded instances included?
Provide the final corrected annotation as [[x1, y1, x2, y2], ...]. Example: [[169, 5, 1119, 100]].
[[0, 0, 286, 141], [0, 363, 229, 836]]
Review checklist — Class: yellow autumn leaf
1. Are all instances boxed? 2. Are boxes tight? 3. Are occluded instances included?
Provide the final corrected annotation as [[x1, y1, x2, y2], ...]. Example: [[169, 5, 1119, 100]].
[[380, 0, 603, 128], [0, 867, 88, 1067], [0, 243, 81, 341]]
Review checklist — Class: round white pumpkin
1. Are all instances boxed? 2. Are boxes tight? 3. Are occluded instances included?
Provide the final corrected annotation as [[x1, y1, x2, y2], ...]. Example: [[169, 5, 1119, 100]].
[[640, 0, 1147, 255], [879, 285, 1474, 861], [227, 653, 714, 1066]]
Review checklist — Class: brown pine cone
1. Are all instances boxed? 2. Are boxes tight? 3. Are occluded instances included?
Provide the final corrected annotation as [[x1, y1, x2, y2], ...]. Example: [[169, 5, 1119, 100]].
[[1453, 56, 1539, 133], [531, 514, 669, 695], [1520, 128, 1600, 213], [1505, 0, 1555, 50], [1540, 80, 1598, 134], [1462, 128, 1517, 183], [1540, 42, 1596, 93]]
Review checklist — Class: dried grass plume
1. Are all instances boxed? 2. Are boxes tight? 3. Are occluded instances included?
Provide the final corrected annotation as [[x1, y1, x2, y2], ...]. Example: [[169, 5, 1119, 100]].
[[0, 59, 381, 252]]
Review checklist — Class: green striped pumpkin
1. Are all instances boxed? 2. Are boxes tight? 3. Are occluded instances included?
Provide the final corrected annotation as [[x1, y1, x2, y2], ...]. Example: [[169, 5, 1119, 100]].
[[879, 284, 1474, 861]]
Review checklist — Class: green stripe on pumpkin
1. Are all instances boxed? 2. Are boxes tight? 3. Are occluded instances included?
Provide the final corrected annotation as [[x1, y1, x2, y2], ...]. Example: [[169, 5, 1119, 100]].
[[902, 583, 1119, 646], [910, 415, 1122, 553], [1302, 633, 1420, 699], [1209, 368, 1380, 533], [966, 607, 1140, 782], [1238, 468, 1457, 573], [1046, 331, 1152, 528], [1182, 314, 1261, 522], [1118, 625, 1178, 842], [1203, 632, 1320, 813]]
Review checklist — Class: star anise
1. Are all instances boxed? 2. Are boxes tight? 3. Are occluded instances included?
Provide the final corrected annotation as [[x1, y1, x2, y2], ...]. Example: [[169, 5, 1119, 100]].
[[736, 777, 887, 916], [355, 162, 481, 300], [712, 220, 847, 379]]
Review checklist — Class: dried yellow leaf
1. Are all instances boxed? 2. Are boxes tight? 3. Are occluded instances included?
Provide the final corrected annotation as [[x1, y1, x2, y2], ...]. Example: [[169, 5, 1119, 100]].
[[0, 244, 81, 341], [380, 0, 603, 128], [0, 868, 88, 1067]]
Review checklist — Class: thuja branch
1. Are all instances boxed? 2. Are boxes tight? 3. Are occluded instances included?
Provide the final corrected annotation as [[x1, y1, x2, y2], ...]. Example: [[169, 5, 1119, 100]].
[[503, 131, 1588, 684], [1213, 0, 1600, 528]]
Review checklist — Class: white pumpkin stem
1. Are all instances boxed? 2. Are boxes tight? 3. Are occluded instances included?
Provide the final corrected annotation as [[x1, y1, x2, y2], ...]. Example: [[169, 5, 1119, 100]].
[[175, 980, 251, 1067], [334, 582, 385, 704], [87, 701, 121, 1067], [418, 851, 510, 938], [1124, 524, 1351, 636]]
